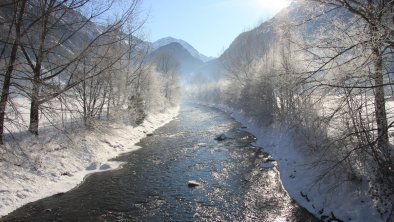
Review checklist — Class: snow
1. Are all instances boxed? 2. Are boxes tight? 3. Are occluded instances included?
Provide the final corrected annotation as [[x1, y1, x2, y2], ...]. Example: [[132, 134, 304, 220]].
[[207, 103, 386, 222], [0, 106, 179, 217]]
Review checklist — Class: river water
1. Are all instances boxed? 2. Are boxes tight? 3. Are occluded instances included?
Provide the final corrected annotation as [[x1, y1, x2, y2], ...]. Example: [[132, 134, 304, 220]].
[[1, 103, 318, 221]]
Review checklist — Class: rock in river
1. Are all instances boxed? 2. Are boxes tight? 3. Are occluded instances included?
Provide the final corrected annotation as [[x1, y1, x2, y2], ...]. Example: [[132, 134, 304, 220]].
[[187, 180, 201, 187], [214, 134, 227, 141], [99, 164, 111, 170], [86, 162, 99, 171]]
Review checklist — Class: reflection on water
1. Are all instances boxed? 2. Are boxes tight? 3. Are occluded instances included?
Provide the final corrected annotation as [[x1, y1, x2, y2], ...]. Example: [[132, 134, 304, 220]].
[[1, 103, 318, 222]]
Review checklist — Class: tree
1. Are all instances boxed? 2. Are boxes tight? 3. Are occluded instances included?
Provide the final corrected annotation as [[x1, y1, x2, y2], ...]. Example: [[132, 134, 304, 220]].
[[153, 52, 181, 104], [0, 0, 28, 144], [299, 0, 394, 215], [16, 0, 141, 135]]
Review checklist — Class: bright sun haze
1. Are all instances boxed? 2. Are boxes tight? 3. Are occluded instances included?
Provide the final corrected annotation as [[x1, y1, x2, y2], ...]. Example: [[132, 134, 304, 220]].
[[141, 0, 290, 58]]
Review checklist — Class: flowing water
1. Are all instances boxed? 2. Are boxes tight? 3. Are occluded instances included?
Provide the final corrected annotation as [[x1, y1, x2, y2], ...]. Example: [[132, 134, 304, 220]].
[[1, 103, 318, 222]]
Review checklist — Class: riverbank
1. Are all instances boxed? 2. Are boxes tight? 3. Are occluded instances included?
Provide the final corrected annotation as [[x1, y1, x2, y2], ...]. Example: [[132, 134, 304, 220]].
[[206, 103, 384, 222], [0, 106, 179, 217]]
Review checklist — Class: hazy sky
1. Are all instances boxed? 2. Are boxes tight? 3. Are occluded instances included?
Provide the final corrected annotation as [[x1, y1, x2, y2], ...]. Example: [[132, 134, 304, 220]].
[[140, 0, 290, 58]]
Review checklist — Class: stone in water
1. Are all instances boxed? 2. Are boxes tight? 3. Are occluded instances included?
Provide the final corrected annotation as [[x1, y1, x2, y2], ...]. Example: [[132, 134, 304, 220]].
[[187, 180, 201, 187]]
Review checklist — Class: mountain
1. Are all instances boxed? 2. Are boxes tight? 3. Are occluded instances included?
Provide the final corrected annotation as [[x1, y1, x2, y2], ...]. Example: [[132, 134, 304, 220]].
[[218, 5, 297, 67], [219, 2, 351, 64], [185, 2, 350, 85], [152, 37, 214, 62], [0, 2, 148, 95], [147, 3, 349, 86], [148, 42, 204, 84]]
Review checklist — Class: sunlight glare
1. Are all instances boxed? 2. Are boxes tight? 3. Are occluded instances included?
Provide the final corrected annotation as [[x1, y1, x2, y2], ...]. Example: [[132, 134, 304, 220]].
[[253, 0, 291, 12]]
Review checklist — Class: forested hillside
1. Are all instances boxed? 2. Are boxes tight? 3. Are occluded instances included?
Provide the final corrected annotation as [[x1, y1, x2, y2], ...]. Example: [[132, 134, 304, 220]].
[[190, 1, 394, 221], [0, 0, 180, 141]]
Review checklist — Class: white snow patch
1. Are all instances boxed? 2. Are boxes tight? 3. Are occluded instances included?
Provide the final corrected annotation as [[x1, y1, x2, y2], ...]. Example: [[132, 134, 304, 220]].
[[0, 106, 179, 217]]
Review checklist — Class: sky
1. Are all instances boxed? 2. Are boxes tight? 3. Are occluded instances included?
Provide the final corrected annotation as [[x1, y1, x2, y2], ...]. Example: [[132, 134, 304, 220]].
[[139, 0, 290, 58]]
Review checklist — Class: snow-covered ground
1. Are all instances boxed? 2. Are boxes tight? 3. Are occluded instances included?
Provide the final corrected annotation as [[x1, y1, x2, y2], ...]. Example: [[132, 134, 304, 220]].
[[207, 103, 387, 222], [0, 106, 179, 217]]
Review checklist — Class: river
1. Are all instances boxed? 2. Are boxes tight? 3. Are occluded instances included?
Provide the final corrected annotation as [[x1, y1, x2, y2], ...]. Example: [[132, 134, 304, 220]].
[[0, 103, 318, 221]]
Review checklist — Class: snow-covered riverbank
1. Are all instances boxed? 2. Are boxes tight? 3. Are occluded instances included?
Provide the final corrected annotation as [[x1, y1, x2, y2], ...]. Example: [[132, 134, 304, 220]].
[[208, 103, 385, 222], [0, 106, 179, 217]]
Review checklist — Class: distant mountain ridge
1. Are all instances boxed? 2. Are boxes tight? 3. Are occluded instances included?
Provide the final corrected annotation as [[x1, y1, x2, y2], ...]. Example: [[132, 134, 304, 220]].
[[148, 3, 339, 85], [151, 37, 214, 62], [148, 42, 205, 84]]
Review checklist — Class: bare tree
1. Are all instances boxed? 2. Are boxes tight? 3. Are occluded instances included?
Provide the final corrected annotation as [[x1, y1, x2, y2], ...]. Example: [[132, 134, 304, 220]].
[[153, 52, 181, 104], [15, 0, 141, 135], [0, 0, 27, 144], [297, 0, 394, 216]]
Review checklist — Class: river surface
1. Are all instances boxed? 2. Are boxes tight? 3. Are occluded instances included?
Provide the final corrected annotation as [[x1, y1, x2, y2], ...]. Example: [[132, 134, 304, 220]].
[[1, 103, 318, 221]]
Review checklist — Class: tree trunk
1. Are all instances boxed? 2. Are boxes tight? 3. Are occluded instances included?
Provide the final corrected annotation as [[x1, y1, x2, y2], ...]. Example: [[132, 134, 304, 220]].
[[28, 0, 52, 135], [0, 59, 15, 144], [60, 98, 64, 127], [0, 46, 17, 143], [106, 95, 111, 120], [28, 70, 40, 135], [0, 0, 27, 144], [82, 78, 87, 126], [372, 46, 389, 158]]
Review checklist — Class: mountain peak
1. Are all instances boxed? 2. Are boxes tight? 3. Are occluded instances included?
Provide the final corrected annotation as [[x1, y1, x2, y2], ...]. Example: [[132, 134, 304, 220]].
[[159, 36, 179, 41], [152, 37, 214, 62], [155, 42, 191, 55]]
